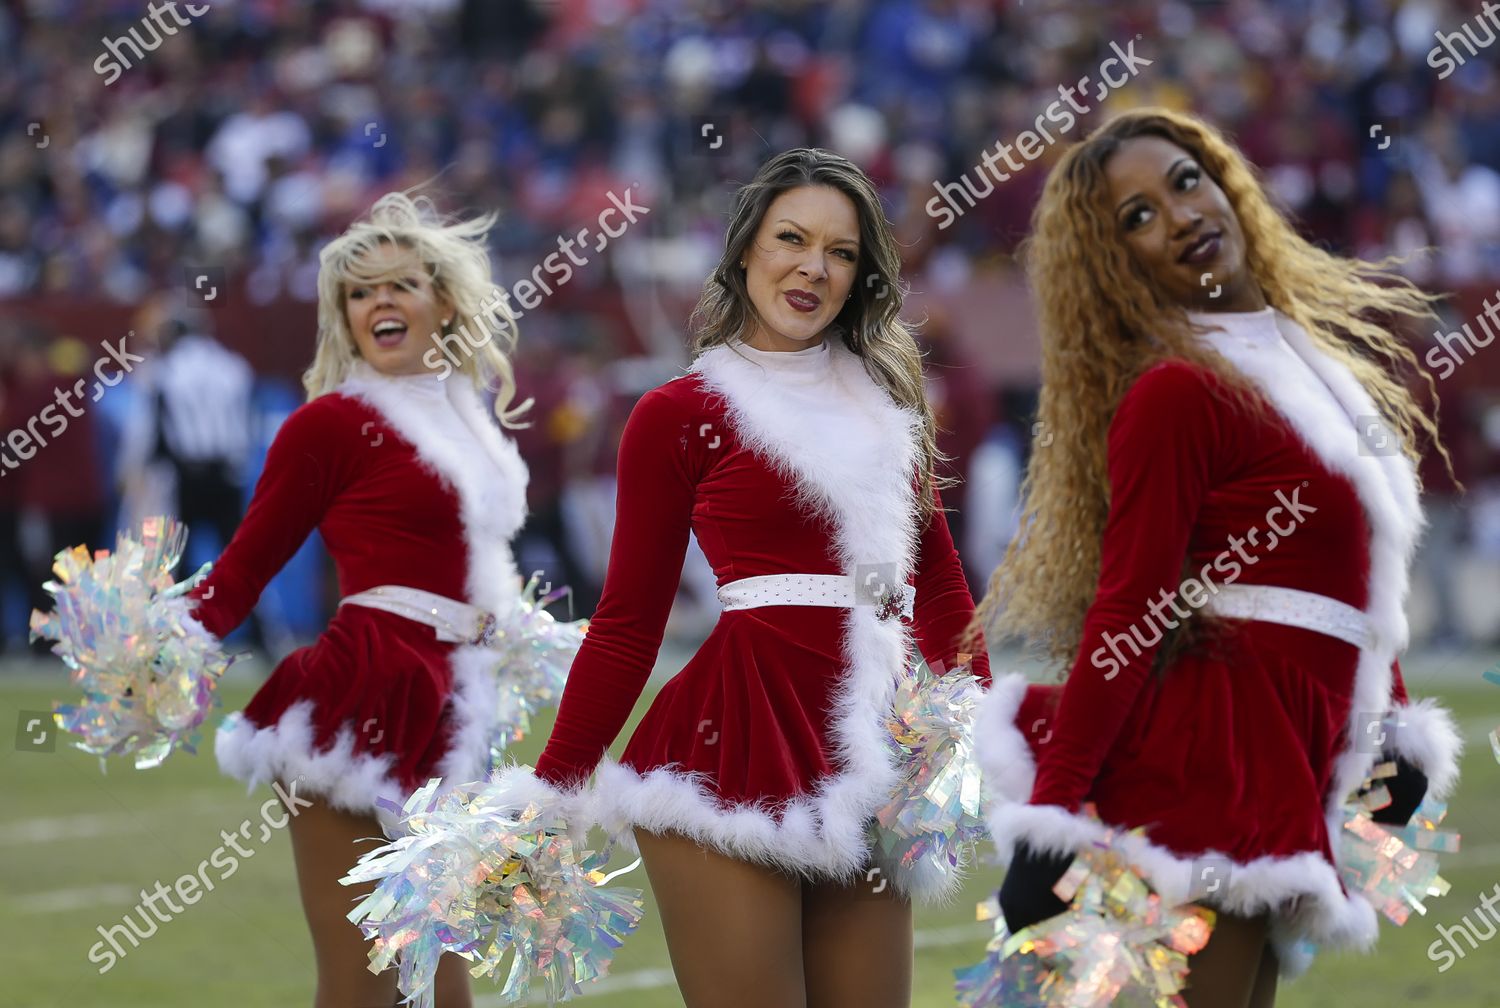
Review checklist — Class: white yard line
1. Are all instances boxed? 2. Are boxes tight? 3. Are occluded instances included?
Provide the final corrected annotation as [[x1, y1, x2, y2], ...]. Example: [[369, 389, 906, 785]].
[[0, 794, 248, 845], [473, 924, 993, 1005], [13, 884, 138, 914]]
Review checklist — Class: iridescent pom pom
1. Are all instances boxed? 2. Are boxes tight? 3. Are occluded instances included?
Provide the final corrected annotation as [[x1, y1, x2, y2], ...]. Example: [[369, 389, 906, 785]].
[[343, 769, 643, 1008], [1339, 796, 1458, 926], [28, 516, 238, 769], [487, 575, 588, 756], [867, 659, 987, 901], [955, 815, 1215, 1008]]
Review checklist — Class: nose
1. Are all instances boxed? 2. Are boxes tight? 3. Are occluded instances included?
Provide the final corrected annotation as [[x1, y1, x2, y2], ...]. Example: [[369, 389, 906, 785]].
[[373, 283, 397, 306], [1167, 199, 1203, 238], [796, 252, 827, 285]]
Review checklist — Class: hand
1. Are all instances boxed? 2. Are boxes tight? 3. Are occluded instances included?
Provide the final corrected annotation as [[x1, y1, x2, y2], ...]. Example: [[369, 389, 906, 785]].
[[1368, 754, 1428, 827], [997, 840, 1076, 933]]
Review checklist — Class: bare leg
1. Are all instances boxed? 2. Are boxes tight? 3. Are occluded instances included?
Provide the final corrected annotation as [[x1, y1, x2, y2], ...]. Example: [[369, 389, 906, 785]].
[[1182, 912, 1271, 1008], [432, 953, 474, 1008], [1248, 942, 1279, 1008], [801, 868, 913, 1008], [285, 794, 472, 1008], [633, 828, 807, 1008]]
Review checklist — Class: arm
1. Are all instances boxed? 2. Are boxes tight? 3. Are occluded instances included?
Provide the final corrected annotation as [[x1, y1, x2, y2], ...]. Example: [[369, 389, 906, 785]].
[[534, 386, 700, 789], [1029, 362, 1227, 812], [187, 398, 353, 637], [910, 487, 991, 686]]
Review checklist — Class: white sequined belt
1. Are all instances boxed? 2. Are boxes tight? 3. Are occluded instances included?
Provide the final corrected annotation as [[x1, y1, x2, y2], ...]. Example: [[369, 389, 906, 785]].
[[340, 585, 502, 647], [716, 573, 915, 622], [1201, 584, 1374, 650]]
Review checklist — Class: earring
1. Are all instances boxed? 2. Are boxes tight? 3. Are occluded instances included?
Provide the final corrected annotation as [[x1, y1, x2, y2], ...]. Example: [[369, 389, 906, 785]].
[[738, 261, 745, 269], [442, 318, 451, 326]]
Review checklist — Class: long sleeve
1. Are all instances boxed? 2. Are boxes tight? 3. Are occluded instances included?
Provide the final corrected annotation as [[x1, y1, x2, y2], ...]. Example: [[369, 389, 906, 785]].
[[1029, 362, 1227, 812], [535, 387, 700, 788], [187, 397, 353, 638], [911, 488, 992, 686]]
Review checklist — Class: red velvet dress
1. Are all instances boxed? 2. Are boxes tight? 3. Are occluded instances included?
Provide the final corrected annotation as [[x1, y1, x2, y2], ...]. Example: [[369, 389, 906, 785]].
[[190, 363, 530, 819], [533, 339, 991, 898], [975, 307, 1461, 970]]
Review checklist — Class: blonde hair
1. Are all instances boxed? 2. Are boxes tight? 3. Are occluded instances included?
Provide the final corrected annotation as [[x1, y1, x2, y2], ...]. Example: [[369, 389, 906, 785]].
[[975, 107, 1447, 664], [307, 191, 530, 426], [689, 147, 948, 522]]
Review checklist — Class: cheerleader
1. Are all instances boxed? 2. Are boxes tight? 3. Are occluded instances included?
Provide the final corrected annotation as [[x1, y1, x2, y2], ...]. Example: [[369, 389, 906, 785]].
[[495, 148, 993, 1008], [972, 108, 1462, 1006], [186, 193, 535, 1008]]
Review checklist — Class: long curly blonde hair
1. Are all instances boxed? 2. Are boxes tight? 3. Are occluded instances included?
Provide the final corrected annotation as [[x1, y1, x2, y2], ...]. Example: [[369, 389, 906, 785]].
[[306, 191, 530, 427], [689, 147, 947, 522], [975, 107, 1446, 665]]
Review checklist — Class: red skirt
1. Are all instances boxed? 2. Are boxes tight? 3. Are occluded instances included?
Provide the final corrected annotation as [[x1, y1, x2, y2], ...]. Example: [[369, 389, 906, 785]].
[[214, 604, 497, 817]]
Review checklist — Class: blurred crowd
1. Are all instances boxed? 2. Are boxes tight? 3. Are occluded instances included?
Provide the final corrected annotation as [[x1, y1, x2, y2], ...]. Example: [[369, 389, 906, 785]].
[[4, 0, 1500, 652]]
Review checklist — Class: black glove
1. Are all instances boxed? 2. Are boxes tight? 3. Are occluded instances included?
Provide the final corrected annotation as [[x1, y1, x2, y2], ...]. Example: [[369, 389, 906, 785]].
[[1368, 754, 1429, 827], [997, 841, 1076, 933]]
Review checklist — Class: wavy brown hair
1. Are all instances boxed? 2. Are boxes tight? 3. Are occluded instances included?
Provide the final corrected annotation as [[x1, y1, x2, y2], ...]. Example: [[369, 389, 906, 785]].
[[689, 147, 947, 522], [975, 107, 1447, 665]]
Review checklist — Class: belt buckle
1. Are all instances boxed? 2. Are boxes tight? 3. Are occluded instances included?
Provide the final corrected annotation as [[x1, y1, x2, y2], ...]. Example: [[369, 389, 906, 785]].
[[471, 611, 498, 647], [875, 588, 905, 622]]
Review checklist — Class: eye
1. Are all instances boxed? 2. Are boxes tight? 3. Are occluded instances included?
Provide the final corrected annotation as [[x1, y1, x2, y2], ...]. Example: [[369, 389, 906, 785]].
[[1175, 165, 1201, 191], [833, 248, 858, 262], [1122, 204, 1152, 232], [349, 286, 369, 299], [777, 230, 802, 243]]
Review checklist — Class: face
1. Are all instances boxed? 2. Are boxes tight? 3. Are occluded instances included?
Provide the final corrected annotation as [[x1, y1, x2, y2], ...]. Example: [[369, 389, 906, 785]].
[[741, 185, 861, 351], [342, 242, 453, 376], [1104, 135, 1264, 313]]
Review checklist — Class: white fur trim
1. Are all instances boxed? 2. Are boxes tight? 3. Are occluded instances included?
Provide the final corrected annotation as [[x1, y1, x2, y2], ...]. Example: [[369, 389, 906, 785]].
[[338, 365, 530, 780], [1388, 698, 1463, 800], [973, 673, 1035, 864], [216, 703, 404, 819], [590, 340, 932, 894]]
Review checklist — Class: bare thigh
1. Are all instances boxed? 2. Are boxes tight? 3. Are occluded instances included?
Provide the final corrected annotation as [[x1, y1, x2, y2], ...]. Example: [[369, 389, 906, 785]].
[[285, 793, 472, 1008], [633, 828, 806, 1008], [801, 867, 913, 1008], [1183, 911, 1274, 1008]]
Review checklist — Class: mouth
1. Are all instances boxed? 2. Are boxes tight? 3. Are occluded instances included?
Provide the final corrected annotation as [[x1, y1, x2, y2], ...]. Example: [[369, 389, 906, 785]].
[[784, 289, 821, 313], [1178, 230, 1223, 265], [371, 318, 408, 347]]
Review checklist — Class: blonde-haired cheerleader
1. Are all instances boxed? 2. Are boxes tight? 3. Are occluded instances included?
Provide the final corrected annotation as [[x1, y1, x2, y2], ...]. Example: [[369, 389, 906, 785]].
[[969, 108, 1462, 1007], [190, 192, 566, 1008]]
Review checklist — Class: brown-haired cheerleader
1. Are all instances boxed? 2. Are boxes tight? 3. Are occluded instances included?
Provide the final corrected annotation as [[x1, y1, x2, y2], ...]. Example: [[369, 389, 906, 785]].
[[519, 148, 993, 1008], [971, 108, 1462, 1007]]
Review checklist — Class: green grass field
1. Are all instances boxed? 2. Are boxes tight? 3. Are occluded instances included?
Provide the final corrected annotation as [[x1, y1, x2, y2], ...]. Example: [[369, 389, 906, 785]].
[[4, 649, 1498, 1007]]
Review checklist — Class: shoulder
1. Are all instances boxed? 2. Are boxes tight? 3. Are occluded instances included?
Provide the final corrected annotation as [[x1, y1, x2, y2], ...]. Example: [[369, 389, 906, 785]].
[[629, 372, 723, 427], [1122, 358, 1223, 404], [270, 393, 373, 448], [1108, 359, 1236, 456]]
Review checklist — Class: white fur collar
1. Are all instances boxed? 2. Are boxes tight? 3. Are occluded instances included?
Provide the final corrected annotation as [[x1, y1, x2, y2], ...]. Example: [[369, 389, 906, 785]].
[[338, 363, 528, 614], [691, 338, 923, 581], [1194, 308, 1425, 811]]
